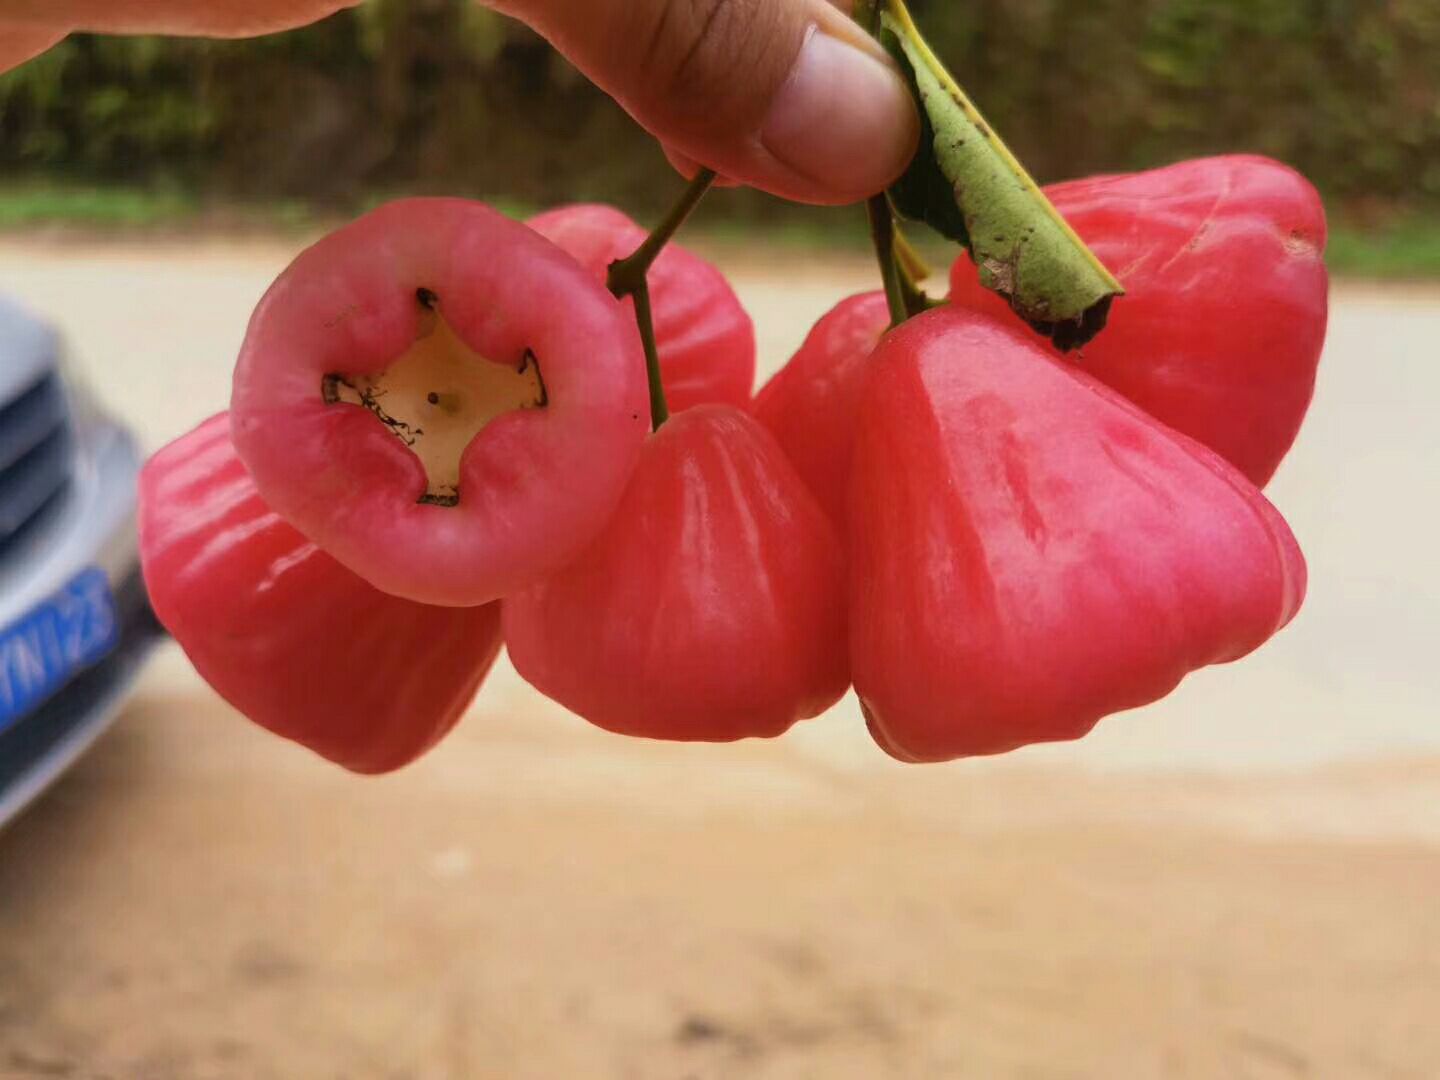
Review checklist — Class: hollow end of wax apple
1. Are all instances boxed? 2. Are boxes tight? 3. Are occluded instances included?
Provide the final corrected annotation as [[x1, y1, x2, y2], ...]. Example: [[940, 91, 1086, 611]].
[[322, 288, 547, 506]]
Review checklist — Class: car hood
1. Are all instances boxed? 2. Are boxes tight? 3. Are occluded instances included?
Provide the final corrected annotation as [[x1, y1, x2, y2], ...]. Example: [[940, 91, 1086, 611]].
[[0, 294, 58, 405]]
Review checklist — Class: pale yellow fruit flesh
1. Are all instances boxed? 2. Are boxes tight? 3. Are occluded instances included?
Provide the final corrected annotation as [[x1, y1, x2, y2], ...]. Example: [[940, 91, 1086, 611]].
[[323, 297, 546, 506]]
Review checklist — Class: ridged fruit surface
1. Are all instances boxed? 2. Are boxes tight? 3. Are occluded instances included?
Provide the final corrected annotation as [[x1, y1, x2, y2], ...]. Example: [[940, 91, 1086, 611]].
[[505, 405, 848, 742], [140, 414, 503, 774], [850, 310, 1307, 762], [949, 155, 1329, 486]]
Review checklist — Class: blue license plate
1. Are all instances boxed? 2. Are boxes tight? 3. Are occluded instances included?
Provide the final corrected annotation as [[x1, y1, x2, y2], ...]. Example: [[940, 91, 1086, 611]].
[[0, 568, 120, 735]]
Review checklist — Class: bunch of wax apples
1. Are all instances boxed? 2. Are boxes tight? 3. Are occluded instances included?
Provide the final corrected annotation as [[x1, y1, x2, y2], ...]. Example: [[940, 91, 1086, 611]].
[[140, 156, 1326, 772]]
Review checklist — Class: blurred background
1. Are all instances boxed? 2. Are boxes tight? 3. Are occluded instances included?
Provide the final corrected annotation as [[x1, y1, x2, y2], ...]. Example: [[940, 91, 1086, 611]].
[[1, 2, 1438, 1078], [1, 0, 1438, 271]]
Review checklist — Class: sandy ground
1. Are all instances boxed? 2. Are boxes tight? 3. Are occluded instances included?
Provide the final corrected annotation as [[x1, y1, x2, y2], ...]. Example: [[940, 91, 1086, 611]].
[[0, 238, 1438, 1078]]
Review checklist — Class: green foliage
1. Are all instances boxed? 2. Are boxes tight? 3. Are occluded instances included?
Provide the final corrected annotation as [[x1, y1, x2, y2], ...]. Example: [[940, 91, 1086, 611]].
[[0, 0, 1437, 217], [0, 35, 217, 181], [0, 182, 198, 227], [1327, 218, 1440, 279], [902, 0, 1440, 209]]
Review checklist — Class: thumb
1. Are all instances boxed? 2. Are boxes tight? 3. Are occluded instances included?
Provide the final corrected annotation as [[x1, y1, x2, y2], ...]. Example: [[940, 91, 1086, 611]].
[[491, 0, 919, 206]]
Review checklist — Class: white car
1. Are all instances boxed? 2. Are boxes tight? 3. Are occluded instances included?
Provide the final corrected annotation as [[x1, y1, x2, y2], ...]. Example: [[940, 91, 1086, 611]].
[[0, 294, 160, 826]]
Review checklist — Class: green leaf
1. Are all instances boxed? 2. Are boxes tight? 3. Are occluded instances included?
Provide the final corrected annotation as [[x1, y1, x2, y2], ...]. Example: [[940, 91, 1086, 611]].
[[879, 0, 1124, 351]]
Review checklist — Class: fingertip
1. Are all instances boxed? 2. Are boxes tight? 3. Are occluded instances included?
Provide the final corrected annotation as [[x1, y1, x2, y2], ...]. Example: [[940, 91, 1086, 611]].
[[756, 27, 920, 205], [503, 0, 922, 207], [661, 146, 742, 189]]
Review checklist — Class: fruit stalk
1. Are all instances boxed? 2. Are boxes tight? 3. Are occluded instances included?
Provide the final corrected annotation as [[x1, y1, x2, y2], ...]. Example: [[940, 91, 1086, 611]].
[[865, 194, 910, 328], [856, 0, 914, 328], [630, 281, 669, 428], [529, 203, 756, 414], [607, 168, 718, 429]]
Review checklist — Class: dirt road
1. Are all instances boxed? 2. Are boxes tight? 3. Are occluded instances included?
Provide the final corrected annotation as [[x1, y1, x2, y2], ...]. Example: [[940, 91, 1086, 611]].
[[1, 239, 1438, 1079]]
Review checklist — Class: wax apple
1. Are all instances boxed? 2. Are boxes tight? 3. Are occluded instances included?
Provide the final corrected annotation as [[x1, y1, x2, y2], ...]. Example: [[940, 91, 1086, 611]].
[[231, 198, 650, 607], [950, 155, 1329, 486], [504, 406, 849, 742], [140, 414, 503, 773], [529, 203, 756, 411], [850, 309, 1306, 762], [751, 290, 890, 527]]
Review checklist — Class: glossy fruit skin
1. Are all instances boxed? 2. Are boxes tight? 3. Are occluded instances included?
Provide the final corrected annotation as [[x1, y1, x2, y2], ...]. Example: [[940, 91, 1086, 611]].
[[231, 197, 649, 608], [504, 405, 849, 742], [751, 291, 891, 528], [850, 309, 1307, 763], [140, 414, 503, 774], [949, 155, 1329, 487], [529, 203, 756, 411]]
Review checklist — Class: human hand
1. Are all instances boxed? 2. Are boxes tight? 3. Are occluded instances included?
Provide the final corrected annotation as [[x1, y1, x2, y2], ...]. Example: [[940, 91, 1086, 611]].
[[0, 0, 918, 206], [0, 1, 358, 71], [0, 0, 356, 37], [486, 0, 919, 205]]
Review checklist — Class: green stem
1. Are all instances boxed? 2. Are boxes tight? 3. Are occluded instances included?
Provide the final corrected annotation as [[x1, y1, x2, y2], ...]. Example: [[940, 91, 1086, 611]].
[[857, 0, 935, 327], [607, 168, 717, 429], [892, 223, 931, 289], [866, 195, 909, 329], [867, 196, 937, 327], [607, 168, 717, 297], [630, 281, 669, 430]]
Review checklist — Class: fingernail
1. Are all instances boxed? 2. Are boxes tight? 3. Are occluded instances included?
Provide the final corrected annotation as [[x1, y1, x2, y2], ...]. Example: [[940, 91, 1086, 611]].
[[761, 28, 919, 205]]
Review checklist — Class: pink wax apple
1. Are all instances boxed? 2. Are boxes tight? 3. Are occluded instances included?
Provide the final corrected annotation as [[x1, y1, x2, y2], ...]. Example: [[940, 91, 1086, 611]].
[[751, 290, 891, 528], [504, 405, 849, 742], [529, 203, 757, 411], [850, 309, 1307, 762], [140, 414, 503, 774], [230, 197, 650, 607], [949, 155, 1330, 486]]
